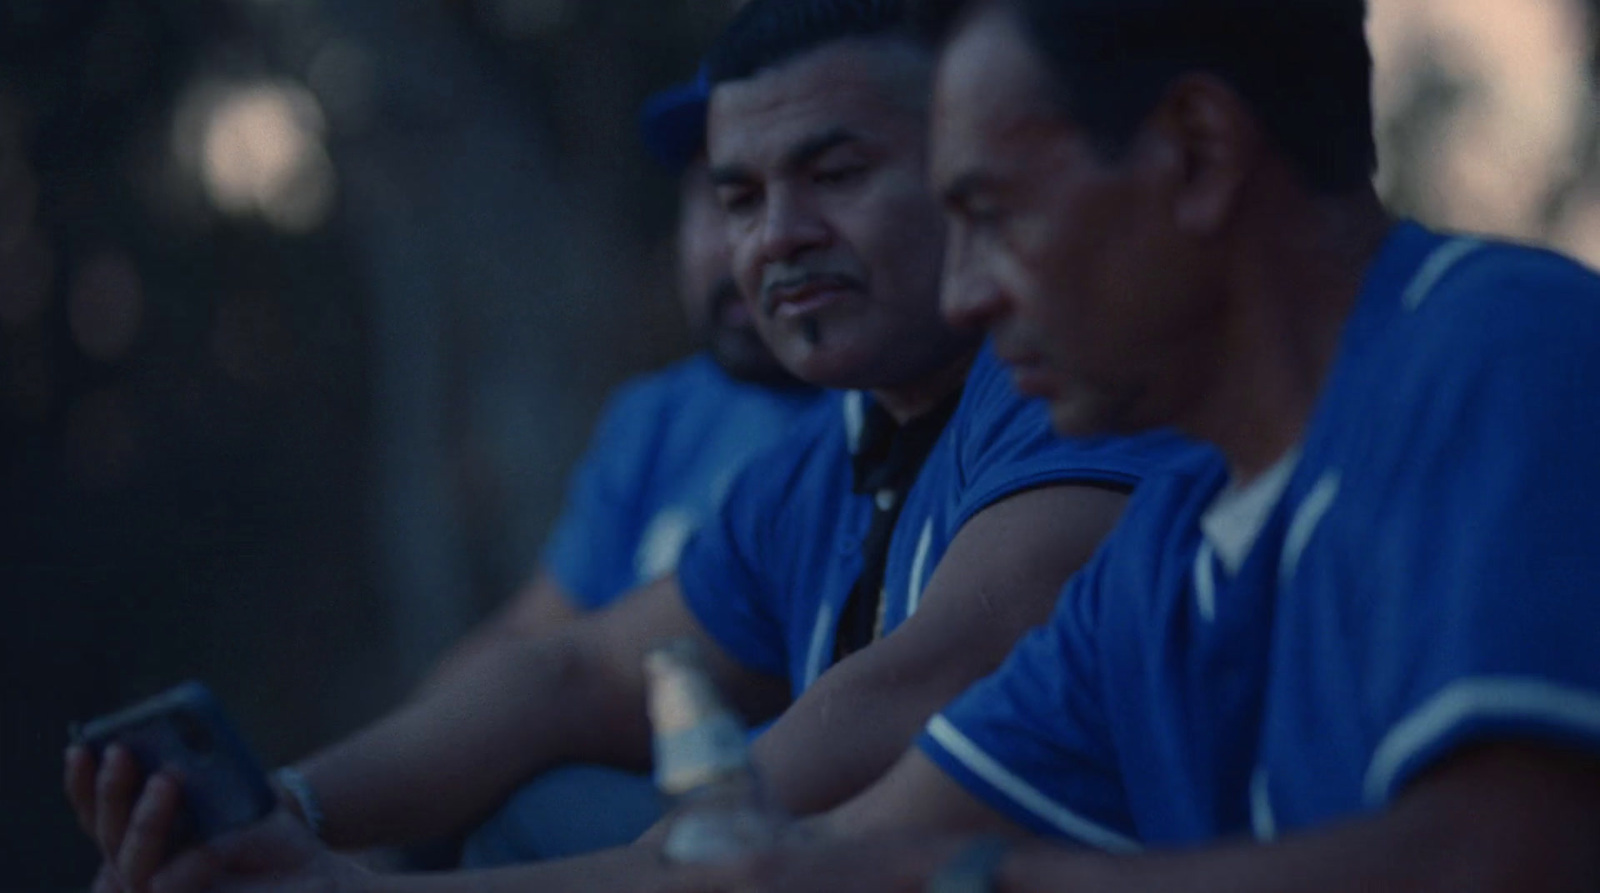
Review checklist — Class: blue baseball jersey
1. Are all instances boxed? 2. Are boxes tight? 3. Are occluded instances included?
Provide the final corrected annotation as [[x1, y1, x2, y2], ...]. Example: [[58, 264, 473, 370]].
[[677, 342, 1196, 699], [541, 354, 828, 610], [919, 222, 1600, 851]]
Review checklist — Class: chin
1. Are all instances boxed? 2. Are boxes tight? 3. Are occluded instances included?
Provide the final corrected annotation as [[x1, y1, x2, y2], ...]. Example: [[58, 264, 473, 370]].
[[710, 336, 795, 385], [1048, 388, 1147, 438], [775, 342, 873, 390]]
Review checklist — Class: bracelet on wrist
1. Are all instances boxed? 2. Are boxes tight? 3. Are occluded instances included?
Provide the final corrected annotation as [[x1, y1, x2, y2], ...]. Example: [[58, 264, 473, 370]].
[[272, 766, 325, 840]]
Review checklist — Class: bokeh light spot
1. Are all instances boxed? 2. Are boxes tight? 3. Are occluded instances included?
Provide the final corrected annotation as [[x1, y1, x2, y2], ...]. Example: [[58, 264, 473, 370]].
[[177, 81, 338, 233]]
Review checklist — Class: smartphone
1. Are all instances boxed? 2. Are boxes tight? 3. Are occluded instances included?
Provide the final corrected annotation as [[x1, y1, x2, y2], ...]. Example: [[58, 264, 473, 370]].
[[71, 681, 277, 842]]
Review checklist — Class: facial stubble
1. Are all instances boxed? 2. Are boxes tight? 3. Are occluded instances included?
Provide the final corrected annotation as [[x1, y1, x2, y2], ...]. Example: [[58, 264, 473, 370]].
[[802, 317, 822, 346]]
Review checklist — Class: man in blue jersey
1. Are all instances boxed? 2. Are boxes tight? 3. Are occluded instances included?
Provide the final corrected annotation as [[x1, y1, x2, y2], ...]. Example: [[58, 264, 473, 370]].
[[66, 2, 1191, 890], [660, 1, 1600, 890], [425, 78, 827, 865]]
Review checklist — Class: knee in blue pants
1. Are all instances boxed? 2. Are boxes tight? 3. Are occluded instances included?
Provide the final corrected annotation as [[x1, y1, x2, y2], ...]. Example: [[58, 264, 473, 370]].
[[460, 765, 665, 868]]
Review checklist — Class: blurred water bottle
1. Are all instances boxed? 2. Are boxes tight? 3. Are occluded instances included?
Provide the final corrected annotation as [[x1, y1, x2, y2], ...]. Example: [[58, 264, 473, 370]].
[[646, 639, 787, 864]]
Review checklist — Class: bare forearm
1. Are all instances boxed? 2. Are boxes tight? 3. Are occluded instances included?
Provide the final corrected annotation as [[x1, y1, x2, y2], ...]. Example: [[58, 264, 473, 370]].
[[299, 634, 650, 849], [754, 669, 959, 816], [417, 574, 582, 697], [753, 486, 1129, 817]]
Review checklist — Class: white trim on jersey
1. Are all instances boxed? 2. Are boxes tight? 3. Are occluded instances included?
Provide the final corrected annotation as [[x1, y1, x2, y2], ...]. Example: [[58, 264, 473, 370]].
[[803, 601, 836, 691], [1364, 677, 1600, 806], [843, 391, 866, 454], [906, 519, 935, 618], [925, 715, 1144, 854], [1279, 471, 1341, 587], [1199, 447, 1301, 575], [1194, 540, 1219, 623], [1250, 767, 1279, 841], [1402, 238, 1484, 311]]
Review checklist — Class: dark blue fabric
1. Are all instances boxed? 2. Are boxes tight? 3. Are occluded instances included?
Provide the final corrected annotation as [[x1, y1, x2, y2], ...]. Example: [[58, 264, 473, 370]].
[[921, 223, 1600, 848], [540, 354, 828, 610], [459, 765, 662, 866], [677, 342, 1198, 697]]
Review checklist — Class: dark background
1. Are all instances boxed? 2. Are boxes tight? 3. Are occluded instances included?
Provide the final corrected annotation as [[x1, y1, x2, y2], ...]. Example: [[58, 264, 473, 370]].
[[4, 0, 1599, 888]]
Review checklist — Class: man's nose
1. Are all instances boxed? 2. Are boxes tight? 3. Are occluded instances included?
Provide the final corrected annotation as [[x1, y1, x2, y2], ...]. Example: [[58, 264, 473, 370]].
[[757, 188, 830, 264], [941, 242, 1007, 330]]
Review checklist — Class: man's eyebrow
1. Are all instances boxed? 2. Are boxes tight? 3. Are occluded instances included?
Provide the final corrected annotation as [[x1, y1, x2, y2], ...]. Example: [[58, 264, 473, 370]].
[[708, 165, 752, 189], [783, 127, 863, 172], [708, 127, 867, 188]]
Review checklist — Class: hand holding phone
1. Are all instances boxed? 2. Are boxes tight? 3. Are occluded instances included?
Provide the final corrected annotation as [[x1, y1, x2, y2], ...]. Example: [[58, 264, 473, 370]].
[[70, 681, 277, 845]]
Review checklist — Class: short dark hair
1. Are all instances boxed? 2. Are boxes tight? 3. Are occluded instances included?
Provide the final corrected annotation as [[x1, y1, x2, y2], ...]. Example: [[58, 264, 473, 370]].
[[915, 0, 1376, 195], [706, 0, 917, 87]]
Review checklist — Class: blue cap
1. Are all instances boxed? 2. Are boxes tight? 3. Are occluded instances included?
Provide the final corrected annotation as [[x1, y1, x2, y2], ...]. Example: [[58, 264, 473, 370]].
[[640, 65, 711, 172]]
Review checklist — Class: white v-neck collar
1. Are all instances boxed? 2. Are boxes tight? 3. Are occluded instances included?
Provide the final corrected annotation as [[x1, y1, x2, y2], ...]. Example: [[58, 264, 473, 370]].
[[1199, 447, 1302, 575]]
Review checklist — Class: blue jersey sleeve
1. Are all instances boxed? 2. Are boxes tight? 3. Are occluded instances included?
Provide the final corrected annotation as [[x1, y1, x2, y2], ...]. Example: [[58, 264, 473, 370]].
[[1351, 249, 1600, 806], [674, 432, 818, 681], [918, 543, 1141, 852], [540, 378, 665, 609], [951, 345, 1190, 529]]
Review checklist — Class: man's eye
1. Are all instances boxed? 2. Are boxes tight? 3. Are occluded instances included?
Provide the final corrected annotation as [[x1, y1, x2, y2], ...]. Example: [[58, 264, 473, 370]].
[[814, 164, 867, 186], [719, 189, 759, 215], [962, 204, 1004, 228]]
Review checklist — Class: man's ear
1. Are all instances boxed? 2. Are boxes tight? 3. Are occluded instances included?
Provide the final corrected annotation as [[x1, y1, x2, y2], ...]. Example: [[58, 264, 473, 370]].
[[1139, 73, 1261, 234]]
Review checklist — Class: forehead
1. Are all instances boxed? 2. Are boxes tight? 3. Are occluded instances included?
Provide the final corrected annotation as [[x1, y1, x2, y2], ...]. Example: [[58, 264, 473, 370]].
[[707, 39, 930, 168], [931, 7, 1061, 176]]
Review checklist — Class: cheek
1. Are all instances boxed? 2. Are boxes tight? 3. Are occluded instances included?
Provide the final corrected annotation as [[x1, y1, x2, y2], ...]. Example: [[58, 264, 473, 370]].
[[729, 233, 764, 301], [852, 181, 946, 287]]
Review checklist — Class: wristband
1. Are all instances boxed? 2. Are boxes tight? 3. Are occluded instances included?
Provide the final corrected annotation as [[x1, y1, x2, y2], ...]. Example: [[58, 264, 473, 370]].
[[272, 766, 325, 839], [925, 835, 1014, 893]]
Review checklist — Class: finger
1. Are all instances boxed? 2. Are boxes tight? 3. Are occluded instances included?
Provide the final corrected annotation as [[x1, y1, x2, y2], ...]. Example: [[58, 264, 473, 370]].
[[66, 745, 100, 837], [118, 773, 183, 890], [96, 746, 145, 859]]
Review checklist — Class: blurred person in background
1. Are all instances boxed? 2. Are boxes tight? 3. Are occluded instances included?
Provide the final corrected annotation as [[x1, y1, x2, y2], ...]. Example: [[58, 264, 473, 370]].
[[64, 0, 1197, 890], [615, 0, 1599, 890]]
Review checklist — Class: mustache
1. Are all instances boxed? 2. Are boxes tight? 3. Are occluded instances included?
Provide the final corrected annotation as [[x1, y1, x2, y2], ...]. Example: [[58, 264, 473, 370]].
[[759, 261, 866, 315]]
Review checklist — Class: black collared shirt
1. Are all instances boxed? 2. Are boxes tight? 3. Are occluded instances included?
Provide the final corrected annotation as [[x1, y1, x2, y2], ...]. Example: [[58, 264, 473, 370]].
[[833, 388, 965, 662]]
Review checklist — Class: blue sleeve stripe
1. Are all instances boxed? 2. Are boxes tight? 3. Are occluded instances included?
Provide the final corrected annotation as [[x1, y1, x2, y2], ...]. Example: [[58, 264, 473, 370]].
[[924, 716, 1142, 854], [1365, 677, 1600, 806]]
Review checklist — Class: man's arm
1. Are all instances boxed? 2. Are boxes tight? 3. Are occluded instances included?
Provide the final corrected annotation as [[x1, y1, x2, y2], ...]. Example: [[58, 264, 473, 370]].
[[784, 743, 1600, 893], [750, 482, 1129, 816], [68, 576, 785, 865], [280, 576, 787, 850], [416, 571, 583, 694]]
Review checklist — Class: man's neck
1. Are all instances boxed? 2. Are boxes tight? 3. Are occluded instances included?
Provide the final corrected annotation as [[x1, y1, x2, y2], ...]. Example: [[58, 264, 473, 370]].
[[870, 344, 981, 425], [1184, 192, 1394, 484]]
